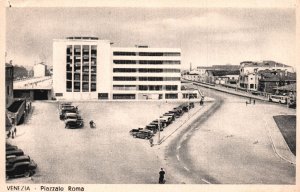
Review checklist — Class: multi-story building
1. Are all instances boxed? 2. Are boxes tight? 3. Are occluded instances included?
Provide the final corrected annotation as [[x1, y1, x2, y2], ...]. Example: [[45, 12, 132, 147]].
[[53, 37, 184, 100], [239, 60, 294, 91]]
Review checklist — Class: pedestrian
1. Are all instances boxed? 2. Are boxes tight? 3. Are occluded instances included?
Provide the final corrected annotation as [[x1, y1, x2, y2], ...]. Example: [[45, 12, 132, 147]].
[[159, 168, 166, 184], [89, 120, 96, 128], [11, 130, 14, 139], [149, 138, 154, 147], [14, 127, 17, 136], [245, 101, 248, 106], [253, 100, 255, 105]]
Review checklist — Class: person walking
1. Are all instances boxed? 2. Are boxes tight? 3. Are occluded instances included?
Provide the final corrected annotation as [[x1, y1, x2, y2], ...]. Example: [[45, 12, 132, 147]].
[[159, 168, 166, 184], [149, 138, 154, 147], [253, 99, 256, 105]]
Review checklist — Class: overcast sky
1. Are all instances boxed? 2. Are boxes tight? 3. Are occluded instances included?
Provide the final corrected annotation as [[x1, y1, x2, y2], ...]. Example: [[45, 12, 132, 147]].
[[6, 7, 296, 70]]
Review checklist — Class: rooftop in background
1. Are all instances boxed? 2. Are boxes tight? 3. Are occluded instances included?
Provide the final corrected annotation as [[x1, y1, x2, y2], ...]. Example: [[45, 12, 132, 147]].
[[240, 60, 291, 68], [206, 70, 240, 76]]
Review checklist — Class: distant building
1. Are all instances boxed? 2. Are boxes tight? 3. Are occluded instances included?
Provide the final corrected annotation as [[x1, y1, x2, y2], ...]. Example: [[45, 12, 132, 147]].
[[257, 69, 296, 94], [196, 66, 213, 75], [182, 71, 201, 81], [204, 70, 240, 84], [239, 60, 294, 90], [6, 63, 14, 107], [33, 62, 46, 77]]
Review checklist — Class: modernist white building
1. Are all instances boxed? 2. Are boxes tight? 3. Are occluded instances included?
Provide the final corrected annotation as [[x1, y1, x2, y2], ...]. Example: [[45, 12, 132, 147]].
[[53, 37, 189, 100]]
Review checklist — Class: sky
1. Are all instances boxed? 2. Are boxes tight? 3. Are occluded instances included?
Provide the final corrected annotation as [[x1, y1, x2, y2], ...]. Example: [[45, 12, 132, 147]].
[[5, 7, 296, 70]]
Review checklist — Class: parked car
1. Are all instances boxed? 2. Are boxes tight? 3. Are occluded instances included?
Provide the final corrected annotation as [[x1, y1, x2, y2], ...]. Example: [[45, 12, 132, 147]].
[[64, 113, 82, 121], [65, 119, 84, 129], [6, 160, 37, 179], [159, 116, 172, 125], [129, 127, 144, 136], [145, 124, 158, 134], [163, 113, 176, 121], [60, 108, 78, 120], [168, 110, 182, 118], [6, 155, 33, 165], [6, 149, 24, 158], [179, 103, 189, 112], [151, 119, 166, 129], [6, 145, 18, 151], [132, 129, 154, 139]]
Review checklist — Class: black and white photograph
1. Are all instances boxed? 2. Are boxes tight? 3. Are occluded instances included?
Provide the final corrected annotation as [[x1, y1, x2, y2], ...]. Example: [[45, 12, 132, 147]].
[[1, 0, 298, 191]]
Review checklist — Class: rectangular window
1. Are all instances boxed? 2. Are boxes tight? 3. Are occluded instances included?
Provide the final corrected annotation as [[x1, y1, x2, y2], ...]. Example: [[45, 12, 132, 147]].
[[82, 82, 89, 92], [250, 84, 254, 89], [113, 77, 137, 81], [98, 93, 109, 99], [113, 52, 136, 56], [165, 85, 178, 91], [113, 68, 137, 73], [55, 93, 63, 97], [91, 83, 96, 92], [74, 82, 80, 92], [113, 60, 136, 64], [113, 94, 136, 100], [165, 93, 178, 99], [66, 81, 72, 92], [113, 85, 136, 90]]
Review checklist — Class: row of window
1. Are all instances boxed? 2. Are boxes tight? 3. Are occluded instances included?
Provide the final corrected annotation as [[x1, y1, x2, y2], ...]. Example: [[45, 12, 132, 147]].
[[66, 82, 96, 92], [113, 52, 181, 56], [113, 60, 180, 65], [113, 68, 180, 73], [113, 85, 178, 91], [113, 77, 180, 81]]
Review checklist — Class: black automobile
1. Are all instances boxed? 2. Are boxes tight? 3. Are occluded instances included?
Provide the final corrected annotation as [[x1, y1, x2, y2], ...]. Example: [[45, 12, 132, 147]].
[[163, 113, 176, 121], [129, 128, 143, 136], [6, 159, 37, 179], [65, 119, 84, 129], [150, 120, 166, 129], [145, 124, 158, 134], [6, 149, 24, 158], [132, 129, 154, 139], [6, 145, 18, 151], [189, 102, 195, 108], [179, 103, 189, 112], [168, 110, 182, 118]]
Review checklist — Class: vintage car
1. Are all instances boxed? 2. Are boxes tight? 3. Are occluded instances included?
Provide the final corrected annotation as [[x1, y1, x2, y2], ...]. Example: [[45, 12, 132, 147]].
[[145, 124, 158, 133], [159, 116, 173, 125], [60, 108, 78, 120], [6, 145, 18, 151], [150, 120, 166, 129], [6, 159, 37, 179], [163, 113, 176, 121], [129, 127, 144, 136], [64, 113, 82, 121], [6, 149, 24, 158], [65, 119, 84, 129], [132, 129, 154, 139]]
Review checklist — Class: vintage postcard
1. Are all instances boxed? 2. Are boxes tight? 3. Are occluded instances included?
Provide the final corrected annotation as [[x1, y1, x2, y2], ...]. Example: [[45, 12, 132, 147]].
[[1, 0, 298, 192]]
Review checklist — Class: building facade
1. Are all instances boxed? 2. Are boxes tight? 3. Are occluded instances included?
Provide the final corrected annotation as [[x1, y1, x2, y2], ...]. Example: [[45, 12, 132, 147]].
[[53, 37, 183, 100], [6, 63, 14, 107], [239, 60, 294, 91]]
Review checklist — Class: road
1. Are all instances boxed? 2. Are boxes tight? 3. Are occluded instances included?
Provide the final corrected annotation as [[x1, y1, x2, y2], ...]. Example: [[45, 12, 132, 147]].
[[164, 86, 296, 184]]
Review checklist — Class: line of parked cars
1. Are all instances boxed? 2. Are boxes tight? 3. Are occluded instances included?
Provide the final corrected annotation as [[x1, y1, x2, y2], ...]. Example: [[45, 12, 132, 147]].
[[59, 102, 84, 129], [129, 102, 195, 139], [6, 143, 37, 180]]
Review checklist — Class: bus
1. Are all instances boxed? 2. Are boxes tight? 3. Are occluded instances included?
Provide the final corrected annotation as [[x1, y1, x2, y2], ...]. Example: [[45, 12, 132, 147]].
[[269, 95, 288, 104]]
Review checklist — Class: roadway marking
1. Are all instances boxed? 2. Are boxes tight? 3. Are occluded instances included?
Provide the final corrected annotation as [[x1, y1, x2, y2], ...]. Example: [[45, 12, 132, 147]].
[[183, 166, 190, 171], [201, 178, 211, 184], [176, 155, 180, 161]]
